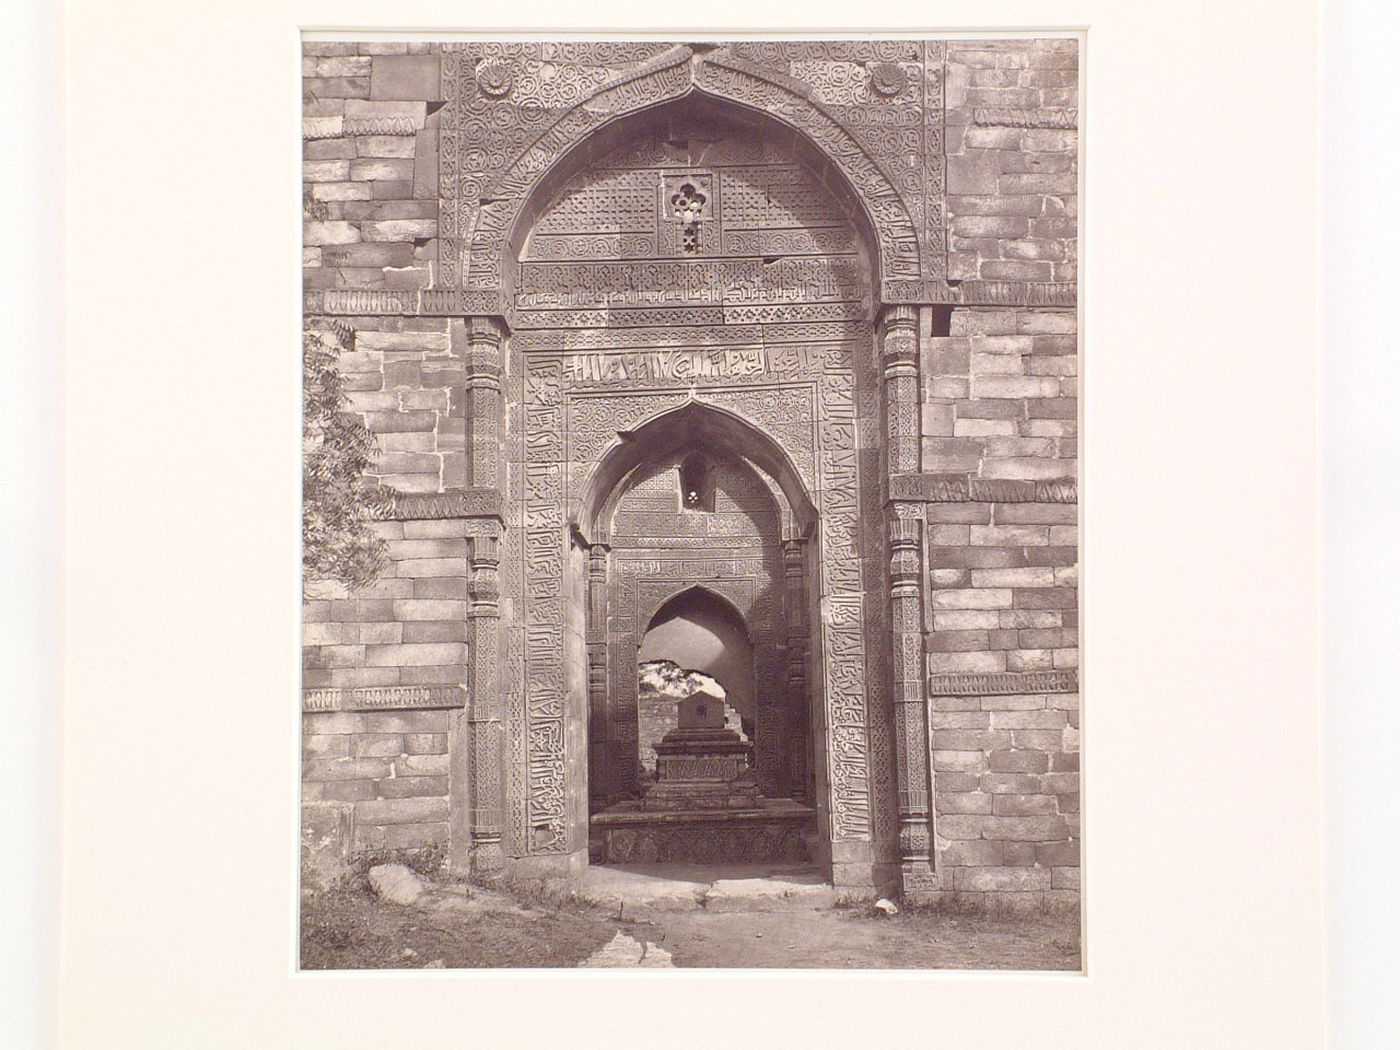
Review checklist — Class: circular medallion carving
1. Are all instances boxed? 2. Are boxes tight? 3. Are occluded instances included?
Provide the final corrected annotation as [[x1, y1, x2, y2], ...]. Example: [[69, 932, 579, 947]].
[[477, 62, 514, 99], [867, 61, 908, 98]]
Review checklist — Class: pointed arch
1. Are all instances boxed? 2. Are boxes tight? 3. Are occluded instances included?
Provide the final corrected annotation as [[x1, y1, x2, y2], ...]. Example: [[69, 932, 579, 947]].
[[573, 399, 817, 544], [644, 583, 754, 643], [464, 45, 920, 299]]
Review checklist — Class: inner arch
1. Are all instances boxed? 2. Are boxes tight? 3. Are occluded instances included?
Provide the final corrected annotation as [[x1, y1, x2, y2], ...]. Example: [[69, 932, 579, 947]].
[[576, 400, 817, 543], [637, 586, 756, 773]]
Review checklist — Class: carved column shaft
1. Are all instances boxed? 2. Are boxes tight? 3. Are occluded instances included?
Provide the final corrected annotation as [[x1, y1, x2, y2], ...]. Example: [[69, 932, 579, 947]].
[[879, 305, 921, 476], [466, 532, 504, 873], [782, 537, 810, 802], [463, 315, 507, 875], [463, 316, 504, 489], [586, 542, 610, 809], [880, 305, 933, 869], [888, 518, 931, 864]]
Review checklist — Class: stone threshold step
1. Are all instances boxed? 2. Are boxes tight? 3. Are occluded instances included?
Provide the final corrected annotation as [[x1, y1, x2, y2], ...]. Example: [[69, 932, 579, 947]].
[[579, 863, 837, 914]]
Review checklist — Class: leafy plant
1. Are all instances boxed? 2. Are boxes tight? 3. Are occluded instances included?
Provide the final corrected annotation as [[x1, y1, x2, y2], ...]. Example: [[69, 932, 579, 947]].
[[303, 324, 387, 594]]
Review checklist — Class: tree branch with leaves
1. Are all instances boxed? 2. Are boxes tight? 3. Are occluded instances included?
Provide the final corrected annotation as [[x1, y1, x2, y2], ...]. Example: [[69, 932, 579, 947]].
[[303, 324, 387, 596]]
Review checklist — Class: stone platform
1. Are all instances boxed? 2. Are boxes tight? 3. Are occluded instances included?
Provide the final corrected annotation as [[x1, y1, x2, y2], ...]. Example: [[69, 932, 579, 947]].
[[591, 798, 815, 865]]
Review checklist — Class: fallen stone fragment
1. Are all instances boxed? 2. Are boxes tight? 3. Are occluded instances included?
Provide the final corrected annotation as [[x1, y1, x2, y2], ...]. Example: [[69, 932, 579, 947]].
[[874, 898, 899, 917], [367, 863, 424, 906]]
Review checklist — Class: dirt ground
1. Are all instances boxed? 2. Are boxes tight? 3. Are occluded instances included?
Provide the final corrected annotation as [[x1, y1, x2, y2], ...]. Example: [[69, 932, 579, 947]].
[[623, 906, 1079, 970], [300, 884, 1080, 971], [300, 888, 616, 970]]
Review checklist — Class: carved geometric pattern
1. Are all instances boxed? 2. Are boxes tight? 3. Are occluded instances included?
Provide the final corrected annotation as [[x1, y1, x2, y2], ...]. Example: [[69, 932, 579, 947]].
[[888, 474, 1078, 504], [300, 280, 1076, 318], [928, 670, 1079, 696], [301, 686, 466, 712], [972, 106, 1078, 129], [513, 126, 871, 330]]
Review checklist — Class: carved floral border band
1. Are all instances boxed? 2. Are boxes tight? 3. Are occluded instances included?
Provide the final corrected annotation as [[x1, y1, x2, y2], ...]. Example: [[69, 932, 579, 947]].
[[928, 669, 1078, 696], [302, 686, 467, 712], [890, 474, 1077, 504]]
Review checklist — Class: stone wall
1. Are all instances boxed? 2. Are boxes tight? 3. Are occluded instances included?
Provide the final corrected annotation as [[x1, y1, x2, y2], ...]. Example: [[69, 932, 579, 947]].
[[300, 315, 474, 700], [944, 39, 1078, 289], [301, 709, 451, 863], [918, 303, 1079, 910], [301, 50, 460, 796], [302, 43, 439, 300]]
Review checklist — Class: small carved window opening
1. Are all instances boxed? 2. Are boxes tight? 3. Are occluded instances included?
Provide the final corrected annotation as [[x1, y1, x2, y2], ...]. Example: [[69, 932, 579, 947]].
[[678, 453, 715, 512], [670, 181, 707, 254]]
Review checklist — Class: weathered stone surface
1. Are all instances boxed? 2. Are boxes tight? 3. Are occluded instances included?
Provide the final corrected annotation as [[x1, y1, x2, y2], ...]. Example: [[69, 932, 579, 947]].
[[367, 863, 425, 905], [370, 54, 440, 101], [300, 804, 351, 890]]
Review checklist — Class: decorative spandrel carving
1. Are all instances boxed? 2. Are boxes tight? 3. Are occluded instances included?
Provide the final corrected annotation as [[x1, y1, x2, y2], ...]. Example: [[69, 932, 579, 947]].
[[432, 43, 936, 297], [514, 123, 870, 328]]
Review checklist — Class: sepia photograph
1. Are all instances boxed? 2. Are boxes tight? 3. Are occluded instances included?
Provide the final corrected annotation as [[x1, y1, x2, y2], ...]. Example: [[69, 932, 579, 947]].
[[298, 35, 1083, 970], [23, 0, 1380, 1045]]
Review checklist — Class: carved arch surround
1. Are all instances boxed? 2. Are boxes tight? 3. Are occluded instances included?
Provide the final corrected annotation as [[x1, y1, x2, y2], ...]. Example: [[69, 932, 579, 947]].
[[464, 45, 922, 302]]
